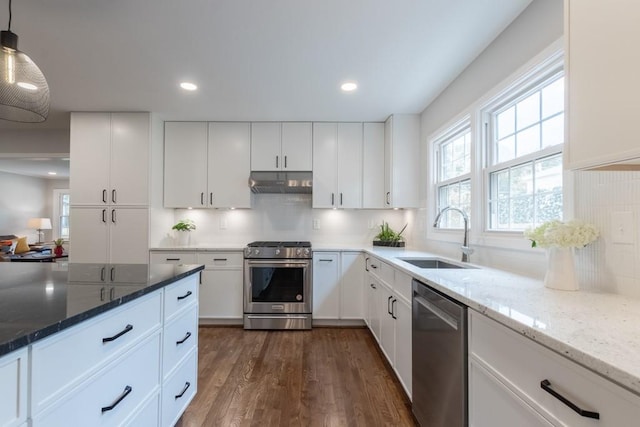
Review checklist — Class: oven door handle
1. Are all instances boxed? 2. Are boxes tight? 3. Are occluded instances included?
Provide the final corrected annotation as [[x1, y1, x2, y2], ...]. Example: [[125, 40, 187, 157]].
[[246, 260, 310, 266], [246, 315, 310, 320]]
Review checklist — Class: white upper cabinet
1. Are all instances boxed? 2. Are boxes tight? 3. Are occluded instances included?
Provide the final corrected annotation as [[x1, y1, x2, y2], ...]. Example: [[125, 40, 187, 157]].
[[312, 122, 363, 208], [70, 112, 150, 207], [208, 122, 251, 208], [384, 114, 420, 208], [164, 122, 208, 208], [362, 122, 385, 209], [164, 122, 251, 208], [566, 0, 640, 169], [251, 122, 312, 171]]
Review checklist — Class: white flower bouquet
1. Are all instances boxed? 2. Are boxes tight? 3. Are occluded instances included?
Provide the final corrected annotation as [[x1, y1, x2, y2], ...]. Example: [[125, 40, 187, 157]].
[[523, 220, 599, 248]]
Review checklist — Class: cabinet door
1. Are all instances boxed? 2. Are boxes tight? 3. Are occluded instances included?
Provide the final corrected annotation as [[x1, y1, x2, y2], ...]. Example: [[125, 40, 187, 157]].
[[394, 298, 412, 397], [366, 274, 381, 342], [383, 116, 393, 207], [164, 122, 208, 208], [362, 122, 385, 208], [384, 114, 420, 208], [251, 122, 281, 171], [208, 122, 251, 208], [340, 252, 363, 319], [199, 269, 243, 319], [312, 252, 340, 319], [469, 360, 553, 427], [109, 208, 149, 264], [566, 0, 640, 169], [110, 113, 149, 206], [337, 123, 363, 208], [69, 207, 109, 263], [70, 113, 111, 206], [312, 123, 338, 208], [0, 348, 27, 427], [379, 283, 395, 365], [281, 122, 312, 171]]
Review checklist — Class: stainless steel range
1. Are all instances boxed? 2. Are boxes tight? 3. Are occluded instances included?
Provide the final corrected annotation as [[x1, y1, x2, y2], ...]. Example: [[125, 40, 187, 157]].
[[243, 241, 312, 330]]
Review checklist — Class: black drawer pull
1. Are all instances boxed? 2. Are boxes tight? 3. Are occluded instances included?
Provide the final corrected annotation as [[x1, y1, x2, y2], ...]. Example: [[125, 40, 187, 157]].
[[213, 258, 227, 261], [370, 283, 376, 289], [371, 264, 378, 269], [102, 324, 133, 343], [101, 385, 132, 412], [540, 379, 600, 419], [175, 382, 191, 399], [166, 258, 180, 261], [319, 259, 333, 262], [177, 290, 192, 301], [176, 331, 192, 345]]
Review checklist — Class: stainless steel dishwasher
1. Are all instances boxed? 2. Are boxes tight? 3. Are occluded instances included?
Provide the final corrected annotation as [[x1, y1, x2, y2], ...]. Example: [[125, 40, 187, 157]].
[[412, 279, 467, 427]]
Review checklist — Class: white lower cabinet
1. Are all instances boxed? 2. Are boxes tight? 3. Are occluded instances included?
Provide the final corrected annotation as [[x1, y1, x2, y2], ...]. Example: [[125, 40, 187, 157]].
[[197, 251, 243, 322], [161, 348, 198, 427], [469, 310, 640, 426], [365, 273, 381, 343], [0, 348, 27, 427], [340, 252, 364, 319], [312, 252, 341, 319]]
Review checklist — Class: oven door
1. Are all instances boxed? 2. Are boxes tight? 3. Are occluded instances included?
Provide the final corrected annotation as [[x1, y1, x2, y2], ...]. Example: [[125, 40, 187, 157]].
[[244, 259, 312, 314]]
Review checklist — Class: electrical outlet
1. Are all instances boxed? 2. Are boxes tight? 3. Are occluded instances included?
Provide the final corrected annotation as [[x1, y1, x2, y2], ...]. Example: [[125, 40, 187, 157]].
[[220, 218, 228, 230], [611, 211, 634, 244], [313, 219, 320, 230]]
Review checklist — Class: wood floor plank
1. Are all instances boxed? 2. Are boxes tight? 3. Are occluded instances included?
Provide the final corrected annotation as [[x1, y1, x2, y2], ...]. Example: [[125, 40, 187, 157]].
[[176, 327, 417, 427]]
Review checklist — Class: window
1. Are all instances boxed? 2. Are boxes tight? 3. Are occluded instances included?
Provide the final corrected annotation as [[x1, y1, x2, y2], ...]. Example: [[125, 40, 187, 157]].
[[53, 189, 70, 239], [485, 69, 564, 231], [434, 122, 471, 229]]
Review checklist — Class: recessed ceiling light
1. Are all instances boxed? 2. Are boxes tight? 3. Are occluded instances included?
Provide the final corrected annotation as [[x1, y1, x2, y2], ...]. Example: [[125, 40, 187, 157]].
[[341, 82, 358, 92], [180, 82, 198, 91], [47, 171, 57, 175]]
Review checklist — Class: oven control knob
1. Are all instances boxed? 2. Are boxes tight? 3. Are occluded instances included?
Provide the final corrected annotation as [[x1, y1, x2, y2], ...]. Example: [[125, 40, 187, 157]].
[[296, 248, 302, 256], [275, 249, 280, 255], [303, 248, 310, 257], [244, 247, 251, 257], [254, 249, 260, 256]]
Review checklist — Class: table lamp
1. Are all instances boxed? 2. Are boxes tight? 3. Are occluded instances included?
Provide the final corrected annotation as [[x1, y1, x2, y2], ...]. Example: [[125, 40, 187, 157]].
[[27, 218, 52, 244]]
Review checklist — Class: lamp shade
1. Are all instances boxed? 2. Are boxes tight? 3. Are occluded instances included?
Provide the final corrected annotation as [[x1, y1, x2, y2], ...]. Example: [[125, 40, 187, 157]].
[[0, 30, 49, 123], [27, 217, 52, 230]]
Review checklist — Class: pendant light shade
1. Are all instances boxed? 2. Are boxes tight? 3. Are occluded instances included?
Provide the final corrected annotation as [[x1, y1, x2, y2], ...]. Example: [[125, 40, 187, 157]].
[[0, 1, 49, 123]]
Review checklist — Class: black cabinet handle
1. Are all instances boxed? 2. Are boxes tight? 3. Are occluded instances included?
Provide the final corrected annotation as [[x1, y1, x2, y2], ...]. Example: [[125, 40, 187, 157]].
[[365, 257, 370, 272], [100, 267, 106, 282], [276, 155, 279, 169], [387, 296, 393, 315], [210, 192, 213, 205], [319, 259, 333, 262], [177, 290, 193, 301], [391, 299, 397, 319], [102, 324, 133, 343], [213, 258, 227, 261], [371, 264, 378, 269], [112, 189, 116, 204], [331, 193, 335, 206], [100, 287, 106, 301], [102, 209, 107, 223], [102, 189, 107, 203], [340, 193, 343, 206], [175, 382, 191, 399], [370, 283, 376, 289], [111, 209, 116, 223], [284, 155, 287, 169], [110, 267, 115, 282], [101, 385, 132, 413], [540, 379, 600, 419], [176, 331, 192, 345], [109, 287, 116, 301], [386, 191, 390, 205], [166, 258, 180, 261]]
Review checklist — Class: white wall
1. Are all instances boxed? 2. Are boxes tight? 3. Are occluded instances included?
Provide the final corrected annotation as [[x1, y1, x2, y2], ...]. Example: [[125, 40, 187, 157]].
[[0, 129, 69, 154]]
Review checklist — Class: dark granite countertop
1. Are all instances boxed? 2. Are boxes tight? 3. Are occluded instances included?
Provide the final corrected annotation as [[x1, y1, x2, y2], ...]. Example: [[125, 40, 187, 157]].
[[0, 262, 204, 357]]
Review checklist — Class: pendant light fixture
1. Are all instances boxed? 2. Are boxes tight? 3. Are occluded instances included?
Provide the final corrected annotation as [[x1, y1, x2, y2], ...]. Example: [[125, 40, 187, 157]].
[[0, 0, 49, 122]]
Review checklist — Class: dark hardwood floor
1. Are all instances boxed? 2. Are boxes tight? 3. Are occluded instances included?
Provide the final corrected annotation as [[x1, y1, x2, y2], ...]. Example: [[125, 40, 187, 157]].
[[176, 327, 417, 427]]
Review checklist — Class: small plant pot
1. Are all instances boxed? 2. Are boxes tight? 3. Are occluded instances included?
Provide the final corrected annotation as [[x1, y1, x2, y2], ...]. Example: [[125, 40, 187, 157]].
[[373, 240, 405, 247]]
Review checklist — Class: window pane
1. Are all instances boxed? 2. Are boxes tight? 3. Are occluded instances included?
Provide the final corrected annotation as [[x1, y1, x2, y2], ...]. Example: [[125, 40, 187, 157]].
[[436, 180, 470, 229], [497, 106, 515, 139], [510, 163, 533, 197], [60, 216, 69, 239], [516, 124, 541, 157], [497, 135, 515, 163], [541, 114, 564, 148], [516, 93, 540, 130], [439, 128, 470, 181], [511, 195, 534, 228], [542, 77, 564, 118]]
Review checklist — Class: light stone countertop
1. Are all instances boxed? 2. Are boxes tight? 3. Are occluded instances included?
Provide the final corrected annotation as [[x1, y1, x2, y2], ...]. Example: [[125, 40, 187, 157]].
[[151, 244, 640, 395]]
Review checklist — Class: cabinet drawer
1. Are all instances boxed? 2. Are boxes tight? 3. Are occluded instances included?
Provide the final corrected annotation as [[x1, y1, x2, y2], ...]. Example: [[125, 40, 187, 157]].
[[33, 333, 161, 427], [196, 251, 243, 268], [394, 270, 412, 304], [164, 275, 199, 321], [161, 348, 198, 427], [0, 348, 27, 427], [469, 311, 640, 426], [31, 292, 162, 413], [150, 251, 197, 265], [369, 257, 394, 286], [123, 392, 159, 427], [163, 306, 198, 379]]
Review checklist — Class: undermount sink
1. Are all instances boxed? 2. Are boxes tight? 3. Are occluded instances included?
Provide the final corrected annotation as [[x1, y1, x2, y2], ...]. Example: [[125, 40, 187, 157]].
[[397, 257, 477, 269]]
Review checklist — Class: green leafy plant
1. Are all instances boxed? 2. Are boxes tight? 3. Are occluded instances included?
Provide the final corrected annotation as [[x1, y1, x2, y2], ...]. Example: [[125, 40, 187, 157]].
[[172, 219, 196, 232], [53, 238, 65, 247], [375, 222, 407, 244]]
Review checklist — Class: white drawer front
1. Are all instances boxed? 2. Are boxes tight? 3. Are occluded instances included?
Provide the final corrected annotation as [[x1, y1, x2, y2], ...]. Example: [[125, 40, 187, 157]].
[[394, 270, 412, 304], [31, 292, 162, 413], [369, 257, 394, 286], [33, 333, 161, 427], [161, 348, 198, 427], [164, 275, 199, 321], [150, 251, 197, 265], [162, 306, 198, 379], [123, 392, 160, 427], [469, 311, 640, 426], [196, 251, 243, 268], [0, 348, 27, 427]]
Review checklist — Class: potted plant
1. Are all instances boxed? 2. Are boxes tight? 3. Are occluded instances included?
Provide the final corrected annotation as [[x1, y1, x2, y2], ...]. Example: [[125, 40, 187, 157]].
[[373, 222, 407, 247], [172, 219, 196, 246], [53, 238, 65, 257]]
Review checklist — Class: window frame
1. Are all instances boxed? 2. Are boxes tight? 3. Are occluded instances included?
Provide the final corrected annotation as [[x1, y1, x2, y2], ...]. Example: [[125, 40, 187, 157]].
[[52, 189, 70, 241]]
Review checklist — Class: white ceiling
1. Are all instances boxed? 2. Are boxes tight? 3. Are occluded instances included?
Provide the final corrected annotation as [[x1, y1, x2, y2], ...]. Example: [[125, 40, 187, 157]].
[[0, 156, 69, 179], [0, 0, 532, 132]]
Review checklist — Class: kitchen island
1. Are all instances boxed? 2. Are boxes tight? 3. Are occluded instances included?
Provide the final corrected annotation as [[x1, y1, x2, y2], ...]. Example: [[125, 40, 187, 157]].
[[0, 262, 204, 426]]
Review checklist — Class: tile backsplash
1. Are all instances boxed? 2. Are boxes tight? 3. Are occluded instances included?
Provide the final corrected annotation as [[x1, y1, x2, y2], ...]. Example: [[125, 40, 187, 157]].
[[574, 170, 640, 297]]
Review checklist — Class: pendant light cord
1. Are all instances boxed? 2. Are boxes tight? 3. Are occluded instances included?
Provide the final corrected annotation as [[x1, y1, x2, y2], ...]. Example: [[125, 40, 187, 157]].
[[7, 0, 11, 31]]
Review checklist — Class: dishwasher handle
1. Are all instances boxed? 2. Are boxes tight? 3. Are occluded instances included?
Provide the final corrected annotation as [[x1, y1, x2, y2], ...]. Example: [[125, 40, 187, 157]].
[[414, 294, 459, 331]]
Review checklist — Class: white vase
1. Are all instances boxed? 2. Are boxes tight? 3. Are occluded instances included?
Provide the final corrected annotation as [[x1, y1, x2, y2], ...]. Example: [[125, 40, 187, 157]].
[[176, 232, 191, 247], [544, 247, 578, 291]]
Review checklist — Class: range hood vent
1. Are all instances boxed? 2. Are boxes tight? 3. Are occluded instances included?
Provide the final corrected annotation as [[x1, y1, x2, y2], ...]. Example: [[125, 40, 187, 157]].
[[249, 171, 312, 194]]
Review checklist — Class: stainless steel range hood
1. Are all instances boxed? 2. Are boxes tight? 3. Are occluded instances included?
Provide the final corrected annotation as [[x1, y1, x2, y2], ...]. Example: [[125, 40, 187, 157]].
[[248, 171, 312, 194]]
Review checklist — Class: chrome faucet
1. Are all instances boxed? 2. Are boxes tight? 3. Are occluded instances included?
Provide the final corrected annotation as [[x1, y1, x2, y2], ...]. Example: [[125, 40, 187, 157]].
[[433, 206, 474, 262]]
